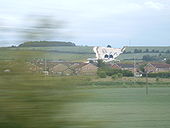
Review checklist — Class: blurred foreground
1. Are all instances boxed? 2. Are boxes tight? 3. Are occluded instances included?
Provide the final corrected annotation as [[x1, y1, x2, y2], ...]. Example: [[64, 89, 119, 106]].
[[0, 60, 170, 128]]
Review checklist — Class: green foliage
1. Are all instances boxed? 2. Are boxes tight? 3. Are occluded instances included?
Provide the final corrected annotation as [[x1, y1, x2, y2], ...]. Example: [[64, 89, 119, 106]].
[[97, 59, 107, 68], [118, 46, 170, 61], [117, 73, 123, 78], [97, 67, 133, 77], [139, 64, 147, 73], [107, 45, 112, 48], [156, 77, 160, 82], [166, 59, 170, 64], [142, 55, 162, 61], [121, 70, 133, 77], [148, 72, 170, 78], [134, 49, 142, 53], [111, 74, 117, 79], [97, 70, 107, 78]]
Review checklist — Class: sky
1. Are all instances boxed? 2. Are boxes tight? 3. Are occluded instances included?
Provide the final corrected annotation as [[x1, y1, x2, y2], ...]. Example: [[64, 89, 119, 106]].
[[0, 0, 170, 47]]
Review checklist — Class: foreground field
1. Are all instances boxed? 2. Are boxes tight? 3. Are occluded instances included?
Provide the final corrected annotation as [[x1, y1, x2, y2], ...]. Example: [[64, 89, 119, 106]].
[[0, 73, 170, 128], [68, 88, 170, 128]]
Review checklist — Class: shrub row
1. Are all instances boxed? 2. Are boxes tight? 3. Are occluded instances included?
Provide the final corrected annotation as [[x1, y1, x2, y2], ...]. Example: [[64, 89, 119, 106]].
[[148, 72, 170, 78], [97, 68, 133, 78]]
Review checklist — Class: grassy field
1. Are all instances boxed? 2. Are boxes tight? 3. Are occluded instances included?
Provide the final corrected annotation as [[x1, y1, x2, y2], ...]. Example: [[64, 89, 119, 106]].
[[0, 70, 170, 128], [68, 87, 170, 128]]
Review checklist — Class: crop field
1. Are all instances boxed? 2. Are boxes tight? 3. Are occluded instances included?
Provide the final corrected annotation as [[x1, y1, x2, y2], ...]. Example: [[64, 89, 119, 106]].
[[0, 71, 170, 128]]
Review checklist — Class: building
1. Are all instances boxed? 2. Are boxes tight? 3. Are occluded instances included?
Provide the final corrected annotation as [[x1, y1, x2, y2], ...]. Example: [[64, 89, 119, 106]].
[[93, 46, 125, 62], [50, 63, 68, 75], [78, 63, 98, 75], [112, 63, 136, 73], [144, 63, 170, 73], [48, 62, 98, 76]]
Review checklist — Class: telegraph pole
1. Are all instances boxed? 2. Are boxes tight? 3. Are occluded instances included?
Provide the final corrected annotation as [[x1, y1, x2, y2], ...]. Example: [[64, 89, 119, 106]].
[[133, 55, 136, 85], [145, 71, 149, 95], [44, 56, 47, 77], [44, 56, 47, 71]]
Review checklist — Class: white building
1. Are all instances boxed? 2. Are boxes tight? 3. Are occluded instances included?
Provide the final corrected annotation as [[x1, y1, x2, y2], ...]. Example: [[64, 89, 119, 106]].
[[93, 46, 125, 62]]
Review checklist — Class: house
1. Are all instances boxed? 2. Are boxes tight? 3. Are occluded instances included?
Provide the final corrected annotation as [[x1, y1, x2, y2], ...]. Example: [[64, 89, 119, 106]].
[[78, 63, 98, 75], [144, 63, 170, 73], [49, 63, 70, 75], [112, 63, 136, 73], [32, 60, 98, 76]]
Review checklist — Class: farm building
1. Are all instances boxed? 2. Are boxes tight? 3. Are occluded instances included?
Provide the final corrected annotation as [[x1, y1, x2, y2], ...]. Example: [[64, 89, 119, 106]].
[[144, 63, 170, 73]]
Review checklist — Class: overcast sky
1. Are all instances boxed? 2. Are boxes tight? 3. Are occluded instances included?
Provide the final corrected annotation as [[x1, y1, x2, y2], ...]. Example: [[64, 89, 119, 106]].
[[0, 0, 170, 47]]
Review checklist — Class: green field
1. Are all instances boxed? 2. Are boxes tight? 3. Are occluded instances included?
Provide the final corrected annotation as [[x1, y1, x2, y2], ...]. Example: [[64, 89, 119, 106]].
[[124, 46, 170, 52], [0, 46, 170, 62], [68, 87, 170, 128], [118, 46, 170, 61], [1, 71, 170, 128], [0, 46, 95, 62]]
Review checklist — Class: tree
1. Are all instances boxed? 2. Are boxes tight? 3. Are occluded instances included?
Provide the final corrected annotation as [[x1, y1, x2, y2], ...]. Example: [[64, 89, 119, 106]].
[[144, 49, 149, 53], [111, 74, 117, 79], [166, 50, 170, 53], [142, 55, 161, 61], [97, 70, 107, 78], [107, 45, 112, 48], [97, 59, 106, 68], [139, 64, 146, 73], [134, 49, 142, 53], [166, 59, 170, 64]]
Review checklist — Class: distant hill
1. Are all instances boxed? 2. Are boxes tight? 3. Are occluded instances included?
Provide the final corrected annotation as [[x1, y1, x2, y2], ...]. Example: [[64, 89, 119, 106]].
[[18, 41, 76, 47]]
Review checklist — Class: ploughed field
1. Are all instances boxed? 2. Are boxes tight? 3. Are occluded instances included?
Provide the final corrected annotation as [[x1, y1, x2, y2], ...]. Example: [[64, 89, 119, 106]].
[[0, 74, 170, 128]]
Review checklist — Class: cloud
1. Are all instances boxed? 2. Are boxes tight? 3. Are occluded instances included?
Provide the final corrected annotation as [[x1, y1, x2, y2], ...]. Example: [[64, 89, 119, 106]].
[[144, 1, 164, 10]]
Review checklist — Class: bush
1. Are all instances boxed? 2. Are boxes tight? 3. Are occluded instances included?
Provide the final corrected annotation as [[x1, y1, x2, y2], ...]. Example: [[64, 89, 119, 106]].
[[142, 55, 162, 61], [98, 67, 133, 77], [97, 71, 107, 78], [156, 77, 160, 82], [148, 72, 170, 78], [112, 74, 117, 79], [166, 59, 170, 64], [117, 73, 123, 78], [122, 70, 133, 77]]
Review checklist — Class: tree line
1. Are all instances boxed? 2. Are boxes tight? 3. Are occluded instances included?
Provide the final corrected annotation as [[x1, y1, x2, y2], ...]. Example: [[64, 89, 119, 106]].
[[19, 41, 76, 47], [123, 49, 170, 54]]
